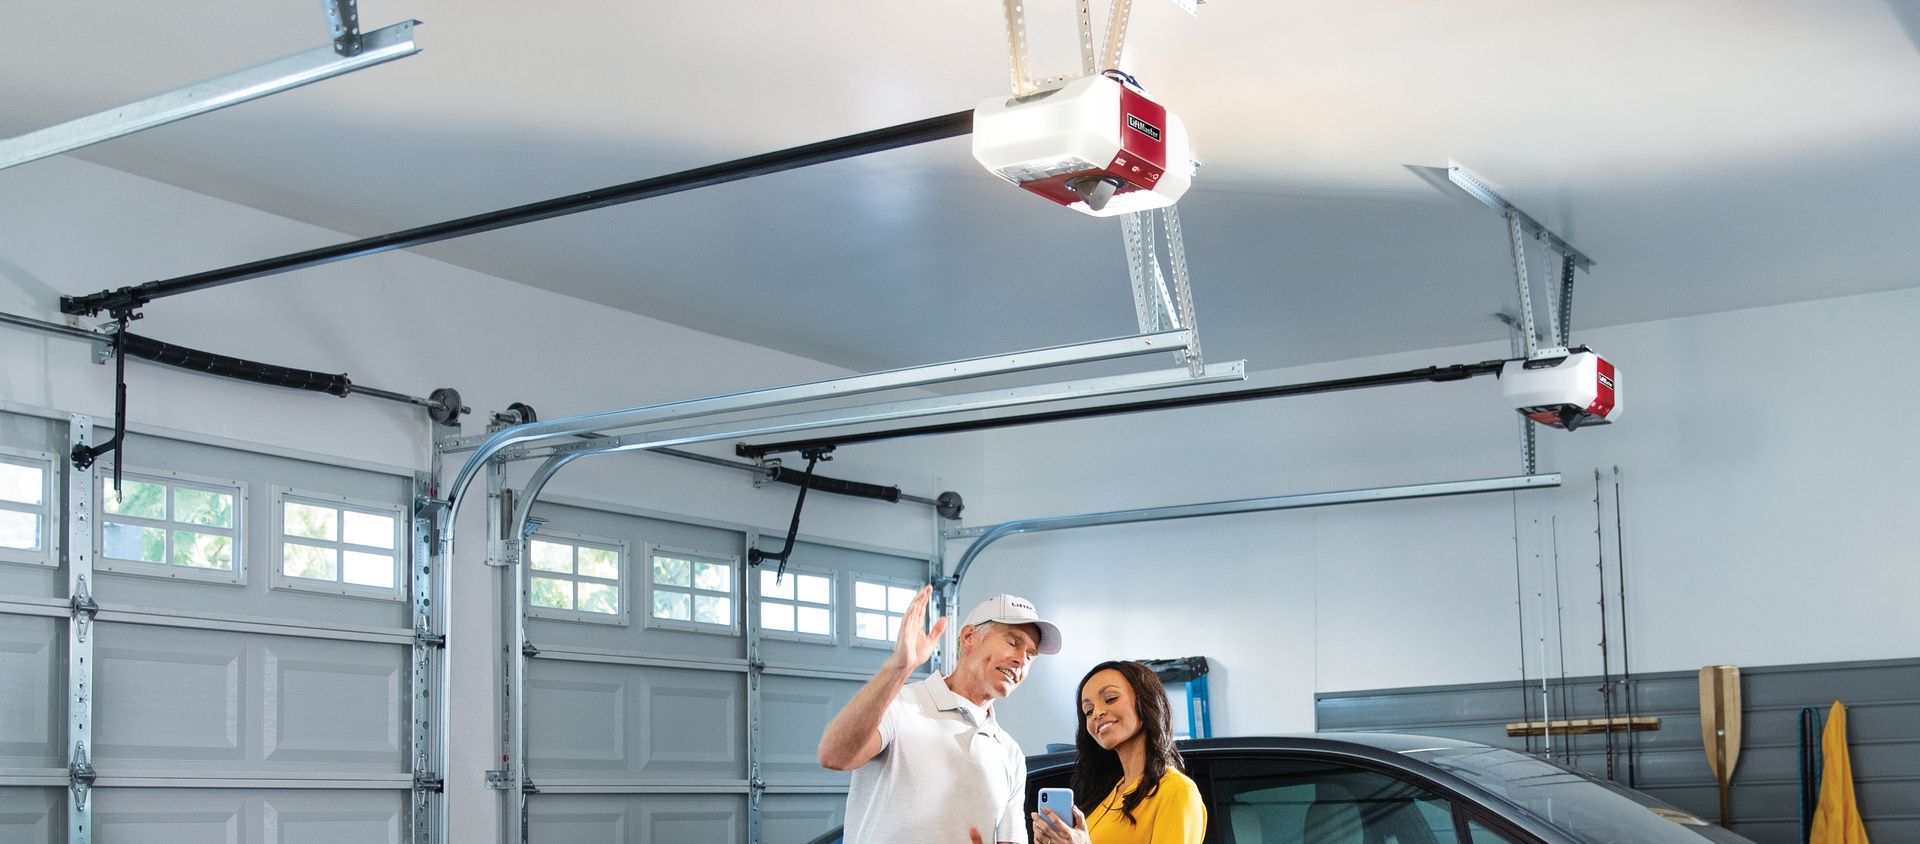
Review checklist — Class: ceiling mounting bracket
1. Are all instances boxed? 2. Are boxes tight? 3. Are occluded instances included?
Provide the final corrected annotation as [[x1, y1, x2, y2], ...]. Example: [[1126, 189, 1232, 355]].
[[326, 0, 364, 56], [1419, 163, 1596, 360]]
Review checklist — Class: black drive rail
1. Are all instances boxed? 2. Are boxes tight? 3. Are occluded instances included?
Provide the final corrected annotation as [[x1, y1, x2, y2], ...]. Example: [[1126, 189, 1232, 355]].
[[737, 359, 1511, 459], [62, 110, 975, 317]]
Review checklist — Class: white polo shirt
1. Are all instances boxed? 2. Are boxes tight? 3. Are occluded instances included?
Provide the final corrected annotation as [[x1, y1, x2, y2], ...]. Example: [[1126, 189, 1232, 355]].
[[843, 672, 1028, 844]]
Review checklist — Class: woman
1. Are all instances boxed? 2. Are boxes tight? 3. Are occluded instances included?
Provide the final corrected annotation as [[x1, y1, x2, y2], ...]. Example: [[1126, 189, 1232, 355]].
[[1032, 661, 1206, 844]]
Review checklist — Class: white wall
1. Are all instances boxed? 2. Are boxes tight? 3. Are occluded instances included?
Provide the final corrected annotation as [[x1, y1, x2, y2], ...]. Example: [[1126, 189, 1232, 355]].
[[969, 285, 1920, 751], [0, 157, 986, 843]]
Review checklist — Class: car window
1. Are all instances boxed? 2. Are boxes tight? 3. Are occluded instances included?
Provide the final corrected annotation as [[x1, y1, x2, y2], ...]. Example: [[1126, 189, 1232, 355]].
[[1466, 818, 1521, 842], [1209, 756, 1462, 844], [1413, 747, 1753, 843]]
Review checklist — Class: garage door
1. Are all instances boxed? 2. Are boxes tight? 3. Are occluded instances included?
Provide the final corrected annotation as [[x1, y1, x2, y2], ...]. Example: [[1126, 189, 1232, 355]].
[[518, 499, 930, 843], [0, 409, 427, 844]]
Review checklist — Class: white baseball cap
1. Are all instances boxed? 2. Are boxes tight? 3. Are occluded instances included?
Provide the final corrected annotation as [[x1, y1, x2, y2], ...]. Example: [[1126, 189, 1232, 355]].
[[962, 594, 1062, 655]]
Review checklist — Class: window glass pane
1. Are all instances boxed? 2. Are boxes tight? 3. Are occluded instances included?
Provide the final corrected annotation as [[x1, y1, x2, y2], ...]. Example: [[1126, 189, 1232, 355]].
[[343, 551, 395, 588], [283, 542, 338, 580], [887, 615, 903, 641], [173, 531, 234, 570], [175, 488, 234, 528], [531, 577, 573, 610], [693, 561, 730, 593], [104, 480, 166, 520], [653, 556, 690, 587], [0, 510, 38, 550], [693, 595, 731, 625], [342, 510, 395, 549], [652, 590, 691, 621], [855, 581, 885, 610], [284, 501, 338, 541], [856, 611, 888, 640], [105, 522, 164, 562], [530, 540, 573, 573], [797, 606, 832, 636], [887, 586, 915, 613], [577, 547, 618, 580], [760, 570, 794, 599], [797, 575, 830, 605], [762, 602, 796, 632], [0, 462, 42, 505], [577, 582, 619, 614], [1211, 757, 1463, 844]]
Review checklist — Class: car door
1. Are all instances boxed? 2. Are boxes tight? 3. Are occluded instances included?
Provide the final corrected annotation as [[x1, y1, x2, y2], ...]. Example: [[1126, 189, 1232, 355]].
[[1198, 754, 1536, 844]]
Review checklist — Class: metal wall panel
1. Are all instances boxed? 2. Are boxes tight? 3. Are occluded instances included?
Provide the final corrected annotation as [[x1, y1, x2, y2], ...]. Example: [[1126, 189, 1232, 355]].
[[0, 787, 60, 844], [1317, 658, 1920, 844], [526, 660, 746, 780], [0, 613, 61, 770], [760, 794, 846, 843], [92, 788, 404, 844], [526, 794, 745, 843], [93, 625, 406, 774]]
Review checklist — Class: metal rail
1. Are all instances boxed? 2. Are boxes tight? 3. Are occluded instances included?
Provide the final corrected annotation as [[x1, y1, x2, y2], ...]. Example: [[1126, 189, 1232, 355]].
[[61, 110, 973, 316], [438, 330, 1204, 511], [1, 22, 420, 172]]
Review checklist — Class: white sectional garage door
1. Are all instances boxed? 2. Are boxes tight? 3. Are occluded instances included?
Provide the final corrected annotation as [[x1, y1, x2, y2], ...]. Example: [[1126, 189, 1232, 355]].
[[0, 410, 419, 844], [520, 500, 929, 843]]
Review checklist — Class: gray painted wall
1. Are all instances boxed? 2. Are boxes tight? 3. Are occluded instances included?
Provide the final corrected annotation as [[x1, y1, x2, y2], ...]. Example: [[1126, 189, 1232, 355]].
[[1317, 658, 1920, 843]]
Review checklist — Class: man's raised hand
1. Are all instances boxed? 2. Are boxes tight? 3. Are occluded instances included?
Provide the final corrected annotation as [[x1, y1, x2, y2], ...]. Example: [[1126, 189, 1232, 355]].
[[887, 585, 948, 672]]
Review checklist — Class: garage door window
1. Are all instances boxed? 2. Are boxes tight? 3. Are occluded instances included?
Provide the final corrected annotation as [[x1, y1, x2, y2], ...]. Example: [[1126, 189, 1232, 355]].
[[97, 469, 244, 584], [852, 576, 919, 647], [528, 532, 627, 624], [759, 568, 834, 642], [0, 450, 53, 566], [272, 488, 406, 599], [646, 546, 737, 633]]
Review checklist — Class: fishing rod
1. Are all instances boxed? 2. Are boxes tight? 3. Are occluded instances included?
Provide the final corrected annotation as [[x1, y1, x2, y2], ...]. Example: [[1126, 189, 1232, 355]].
[[1615, 465, 1637, 787], [1594, 468, 1616, 780]]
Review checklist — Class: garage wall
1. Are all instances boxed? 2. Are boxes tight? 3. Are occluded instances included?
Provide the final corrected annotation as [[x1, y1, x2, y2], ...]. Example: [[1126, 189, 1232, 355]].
[[1, 157, 986, 844], [972, 284, 1920, 752]]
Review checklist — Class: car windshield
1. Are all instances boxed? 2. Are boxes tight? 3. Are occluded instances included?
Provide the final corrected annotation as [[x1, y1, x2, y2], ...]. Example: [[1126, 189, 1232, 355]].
[[1411, 746, 1754, 843]]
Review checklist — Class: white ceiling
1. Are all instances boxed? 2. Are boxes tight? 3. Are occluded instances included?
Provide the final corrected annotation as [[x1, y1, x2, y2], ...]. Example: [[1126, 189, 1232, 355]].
[[5, 0, 1919, 373]]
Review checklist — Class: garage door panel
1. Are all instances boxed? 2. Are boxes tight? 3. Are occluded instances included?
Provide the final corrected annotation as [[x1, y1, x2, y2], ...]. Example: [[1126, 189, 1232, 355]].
[[94, 789, 242, 844], [529, 661, 745, 778], [758, 675, 859, 782], [262, 791, 404, 844], [93, 788, 405, 844], [261, 640, 404, 766], [0, 787, 59, 844], [0, 568, 63, 602], [0, 614, 61, 767], [757, 541, 928, 672], [762, 794, 846, 844], [527, 666, 629, 772], [528, 794, 744, 844], [95, 625, 407, 773], [95, 626, 246, 764]]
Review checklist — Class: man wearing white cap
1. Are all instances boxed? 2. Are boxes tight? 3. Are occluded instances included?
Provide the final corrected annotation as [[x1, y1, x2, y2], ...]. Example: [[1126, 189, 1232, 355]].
[[819, 586, 1062, 844]]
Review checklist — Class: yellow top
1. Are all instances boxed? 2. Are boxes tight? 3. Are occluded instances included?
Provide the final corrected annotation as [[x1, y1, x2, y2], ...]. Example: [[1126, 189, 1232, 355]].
[[1085, 769, 1207, 844]]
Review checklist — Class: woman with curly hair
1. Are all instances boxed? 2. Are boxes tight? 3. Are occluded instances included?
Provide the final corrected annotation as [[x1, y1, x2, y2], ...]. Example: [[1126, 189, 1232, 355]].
[[1031, 660, 1206, 843]]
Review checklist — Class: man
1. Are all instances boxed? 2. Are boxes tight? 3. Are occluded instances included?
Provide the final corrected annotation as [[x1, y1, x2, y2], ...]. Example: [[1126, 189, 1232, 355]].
[[818, 587, 1062, 844]]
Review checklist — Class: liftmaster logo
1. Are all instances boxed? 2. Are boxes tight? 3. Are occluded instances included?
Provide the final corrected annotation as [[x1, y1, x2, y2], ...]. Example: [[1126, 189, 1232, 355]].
[[1126, 114, 1162, 142]]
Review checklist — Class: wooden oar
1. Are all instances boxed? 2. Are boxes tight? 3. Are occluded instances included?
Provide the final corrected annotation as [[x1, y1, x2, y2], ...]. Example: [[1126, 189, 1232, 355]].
[[1699, 665, 1743, 827]]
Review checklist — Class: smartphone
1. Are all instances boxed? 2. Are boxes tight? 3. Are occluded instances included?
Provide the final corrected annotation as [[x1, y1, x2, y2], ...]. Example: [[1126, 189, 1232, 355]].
[[1037, 788, 1074, 826]]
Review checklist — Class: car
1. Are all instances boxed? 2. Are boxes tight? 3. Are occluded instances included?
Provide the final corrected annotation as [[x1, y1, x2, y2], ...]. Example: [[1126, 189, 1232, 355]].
[[805, 732, 1756, 843]]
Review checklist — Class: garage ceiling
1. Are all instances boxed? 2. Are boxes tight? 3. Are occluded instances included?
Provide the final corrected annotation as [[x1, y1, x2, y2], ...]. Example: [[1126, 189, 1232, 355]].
[[4, 0, 1919, 373]]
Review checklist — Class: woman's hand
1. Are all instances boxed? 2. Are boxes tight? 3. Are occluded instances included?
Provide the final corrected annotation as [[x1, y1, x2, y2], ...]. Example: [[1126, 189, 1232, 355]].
[[1030, 805, 1090, 844]]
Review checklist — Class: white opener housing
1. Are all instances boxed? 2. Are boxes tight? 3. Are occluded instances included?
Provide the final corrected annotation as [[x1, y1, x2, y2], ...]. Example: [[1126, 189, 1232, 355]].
[[972, 74, 1193, 217], [1501, 349, 1621, 430]]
